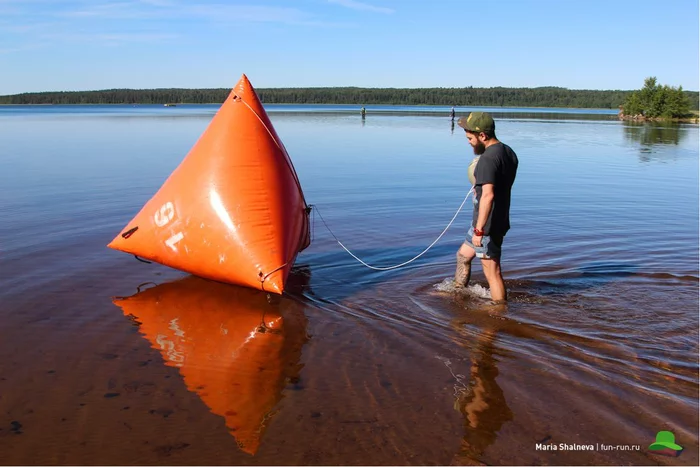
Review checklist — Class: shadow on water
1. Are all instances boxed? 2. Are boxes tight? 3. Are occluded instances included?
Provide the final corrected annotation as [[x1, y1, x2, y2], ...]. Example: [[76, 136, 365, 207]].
[[111, 273, 309, 456]]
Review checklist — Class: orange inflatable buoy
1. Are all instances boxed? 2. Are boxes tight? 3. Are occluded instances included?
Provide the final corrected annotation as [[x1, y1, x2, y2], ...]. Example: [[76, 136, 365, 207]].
[[108, 74, 310, 294], [113, 276, 308, 455]]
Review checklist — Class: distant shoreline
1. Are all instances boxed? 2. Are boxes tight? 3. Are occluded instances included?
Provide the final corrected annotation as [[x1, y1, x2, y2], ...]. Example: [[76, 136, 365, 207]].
[[0, 102, 620, 111], [3, 87, 697, 111]]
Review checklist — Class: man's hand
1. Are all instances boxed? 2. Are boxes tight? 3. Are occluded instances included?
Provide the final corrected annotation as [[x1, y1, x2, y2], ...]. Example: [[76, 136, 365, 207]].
[[472, 234, 482, 247]]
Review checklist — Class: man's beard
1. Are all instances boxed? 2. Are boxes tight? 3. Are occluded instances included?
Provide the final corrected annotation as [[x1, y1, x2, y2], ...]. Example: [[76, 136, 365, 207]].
[[472, 141, 486, 155]]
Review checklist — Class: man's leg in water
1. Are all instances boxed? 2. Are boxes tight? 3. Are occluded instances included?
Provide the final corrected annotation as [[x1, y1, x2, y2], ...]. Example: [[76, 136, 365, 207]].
[[480, 257, 506, 302], [455, 243, 476, 287]]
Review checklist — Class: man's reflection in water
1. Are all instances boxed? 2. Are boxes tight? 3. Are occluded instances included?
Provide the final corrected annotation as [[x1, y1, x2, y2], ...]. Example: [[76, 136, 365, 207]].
[[449, 303, 513, 466]]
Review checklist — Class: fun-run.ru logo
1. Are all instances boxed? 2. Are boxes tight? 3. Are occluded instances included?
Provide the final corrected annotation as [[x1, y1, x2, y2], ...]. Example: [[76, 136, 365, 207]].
[[535, 443, 641, 452], [534, 430, 684, 456], [648, 431, 683, 457]]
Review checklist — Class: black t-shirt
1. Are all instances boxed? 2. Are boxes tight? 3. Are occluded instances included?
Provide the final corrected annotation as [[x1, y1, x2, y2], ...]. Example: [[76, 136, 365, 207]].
[[472, 142, 518, 236]]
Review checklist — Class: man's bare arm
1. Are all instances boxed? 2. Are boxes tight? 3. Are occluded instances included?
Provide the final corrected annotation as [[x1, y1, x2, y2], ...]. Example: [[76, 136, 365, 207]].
[[476, 183, 494, 232]]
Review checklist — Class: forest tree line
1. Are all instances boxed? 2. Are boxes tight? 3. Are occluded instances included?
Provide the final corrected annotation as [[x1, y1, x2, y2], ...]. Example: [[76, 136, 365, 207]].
[[1, 86, 698, 110]]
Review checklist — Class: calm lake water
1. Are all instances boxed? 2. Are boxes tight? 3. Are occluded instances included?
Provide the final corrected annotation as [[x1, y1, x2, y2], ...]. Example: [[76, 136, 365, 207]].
[[0, 104, 698, 466]]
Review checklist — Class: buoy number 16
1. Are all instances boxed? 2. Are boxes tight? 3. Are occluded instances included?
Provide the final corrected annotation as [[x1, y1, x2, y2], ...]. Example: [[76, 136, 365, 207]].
[[154, 201, 184, 252]]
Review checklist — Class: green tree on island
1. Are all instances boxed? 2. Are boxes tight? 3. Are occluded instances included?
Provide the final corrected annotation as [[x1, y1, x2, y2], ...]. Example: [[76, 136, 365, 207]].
[[622, 77, 691, 119]]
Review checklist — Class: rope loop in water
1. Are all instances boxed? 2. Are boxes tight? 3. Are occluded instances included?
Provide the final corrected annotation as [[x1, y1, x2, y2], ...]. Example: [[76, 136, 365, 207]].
[[311, 187, 474, 271]]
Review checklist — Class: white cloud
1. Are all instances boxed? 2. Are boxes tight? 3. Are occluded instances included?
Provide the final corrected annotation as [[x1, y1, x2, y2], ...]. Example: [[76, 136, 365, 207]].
[[2, 1, 354, 52], [57, 1, 352, 27], [53, 1, 348, 26], [0, 42, 50, 54], [0, 22, 61, 34], [59, 1, 149, 18], [328, 0, 394, 14], [186, 4, 315, 24], [138, 0, 174, 6], [41, 31, 178, 44]]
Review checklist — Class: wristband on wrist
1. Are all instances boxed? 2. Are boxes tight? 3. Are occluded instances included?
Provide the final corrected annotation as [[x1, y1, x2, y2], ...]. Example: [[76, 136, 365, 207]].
[[474, 227, 484, 236]]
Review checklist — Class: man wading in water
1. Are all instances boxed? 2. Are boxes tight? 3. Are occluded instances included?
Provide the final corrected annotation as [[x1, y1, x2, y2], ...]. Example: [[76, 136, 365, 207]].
[[454, 112, 518, 302]]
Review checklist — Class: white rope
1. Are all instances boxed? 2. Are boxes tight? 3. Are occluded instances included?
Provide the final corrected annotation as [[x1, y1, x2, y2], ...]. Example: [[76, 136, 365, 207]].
[[313, 187, 474, 271]]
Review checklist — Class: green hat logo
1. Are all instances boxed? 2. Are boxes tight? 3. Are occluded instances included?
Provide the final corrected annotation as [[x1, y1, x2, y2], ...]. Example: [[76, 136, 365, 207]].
[[648, 431, 682, 451]]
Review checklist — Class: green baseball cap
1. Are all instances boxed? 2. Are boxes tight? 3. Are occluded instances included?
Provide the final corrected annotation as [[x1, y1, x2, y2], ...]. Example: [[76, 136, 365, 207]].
[[648, 431, 683, 451], [457, 111, 495, 133]]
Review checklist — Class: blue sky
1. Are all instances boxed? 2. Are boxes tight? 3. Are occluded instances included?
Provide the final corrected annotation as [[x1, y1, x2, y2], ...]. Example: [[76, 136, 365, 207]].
[[0, 0, 698, 94]]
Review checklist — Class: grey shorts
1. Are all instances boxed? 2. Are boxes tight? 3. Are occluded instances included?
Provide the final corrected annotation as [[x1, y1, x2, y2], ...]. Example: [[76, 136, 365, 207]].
[[464, 226, 504, 260]]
